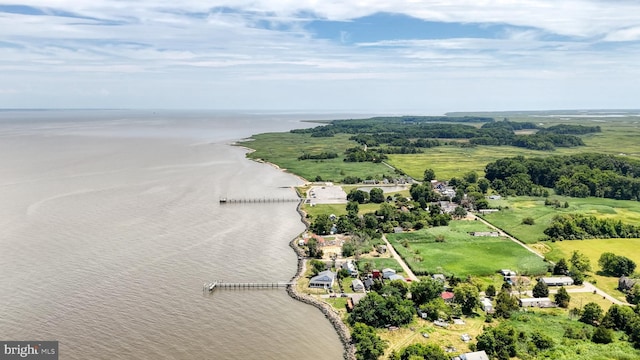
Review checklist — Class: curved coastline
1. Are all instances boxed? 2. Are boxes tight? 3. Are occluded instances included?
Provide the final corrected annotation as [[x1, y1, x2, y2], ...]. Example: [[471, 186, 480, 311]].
[[286, 201, 356, 360], [237, 141, 356, 359]]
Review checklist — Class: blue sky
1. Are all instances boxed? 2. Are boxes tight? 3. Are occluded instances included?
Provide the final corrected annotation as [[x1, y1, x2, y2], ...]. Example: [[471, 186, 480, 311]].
[[1, 1, 640, 113]]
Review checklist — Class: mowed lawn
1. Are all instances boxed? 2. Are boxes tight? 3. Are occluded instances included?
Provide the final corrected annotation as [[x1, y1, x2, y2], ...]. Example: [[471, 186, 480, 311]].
[[481, 195, 640, 244], [547, 238, 640, 302], [387, 221, 547, 277]]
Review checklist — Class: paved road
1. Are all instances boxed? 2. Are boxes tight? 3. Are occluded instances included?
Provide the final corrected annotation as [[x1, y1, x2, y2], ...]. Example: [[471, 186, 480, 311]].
[[382, 234, 419, 282]]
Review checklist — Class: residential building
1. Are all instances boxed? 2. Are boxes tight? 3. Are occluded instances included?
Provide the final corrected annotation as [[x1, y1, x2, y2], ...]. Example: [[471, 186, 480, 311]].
[[519, 297, 554, 308], [309, 270, 336, 289], [539, 276, 574, 286]]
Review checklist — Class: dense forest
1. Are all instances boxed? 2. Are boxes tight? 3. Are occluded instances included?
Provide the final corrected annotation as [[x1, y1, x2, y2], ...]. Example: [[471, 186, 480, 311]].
[[292, 117, 597, 152], [485, 153, 640, 200]]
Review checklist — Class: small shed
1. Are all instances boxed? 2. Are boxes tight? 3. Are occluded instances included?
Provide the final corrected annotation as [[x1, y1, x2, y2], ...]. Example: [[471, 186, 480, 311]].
[[441, 291, 455, 303], [500, 269, 516, 276], [619, 276, 638, 291], [481, 297, 494, 313]]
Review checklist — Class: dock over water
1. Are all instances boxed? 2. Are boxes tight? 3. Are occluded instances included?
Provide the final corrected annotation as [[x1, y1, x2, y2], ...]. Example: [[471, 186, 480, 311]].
[[204, 281, 294, 292], [219, 197, 300, 204]]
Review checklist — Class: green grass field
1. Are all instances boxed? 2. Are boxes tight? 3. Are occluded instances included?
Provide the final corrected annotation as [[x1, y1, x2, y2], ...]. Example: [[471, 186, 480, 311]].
[[241, 132, 395, 182], [387, 221, 548, 277], [481, 195, 640, 244], [545, 239, 640, 302], [356, 257, 404, 275], [242, 116, 640, 183]]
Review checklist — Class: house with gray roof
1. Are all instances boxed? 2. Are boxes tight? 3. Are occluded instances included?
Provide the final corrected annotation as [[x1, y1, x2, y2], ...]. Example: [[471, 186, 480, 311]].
[[309, 270, 336, 289]]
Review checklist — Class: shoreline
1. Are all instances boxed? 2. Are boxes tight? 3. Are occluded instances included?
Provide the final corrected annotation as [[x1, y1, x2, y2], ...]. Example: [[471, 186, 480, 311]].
[[286, 201, 356, 360], [237, 139, 355, 359]]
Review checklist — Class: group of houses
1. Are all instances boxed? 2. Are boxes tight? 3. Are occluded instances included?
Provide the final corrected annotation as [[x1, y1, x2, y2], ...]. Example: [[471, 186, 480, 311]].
[[497, 270, 575, 308]]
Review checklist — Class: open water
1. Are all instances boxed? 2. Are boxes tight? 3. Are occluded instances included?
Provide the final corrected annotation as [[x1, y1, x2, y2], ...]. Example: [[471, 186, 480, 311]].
[[0, 110, 344, 359]]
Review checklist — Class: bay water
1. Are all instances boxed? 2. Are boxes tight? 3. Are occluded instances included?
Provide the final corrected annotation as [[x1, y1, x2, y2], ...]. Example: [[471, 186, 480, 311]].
[[0, 110, 344, 359]]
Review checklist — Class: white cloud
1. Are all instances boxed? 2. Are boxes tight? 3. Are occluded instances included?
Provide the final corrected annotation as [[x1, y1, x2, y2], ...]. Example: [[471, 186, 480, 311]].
[[1, 1, 640, 110]]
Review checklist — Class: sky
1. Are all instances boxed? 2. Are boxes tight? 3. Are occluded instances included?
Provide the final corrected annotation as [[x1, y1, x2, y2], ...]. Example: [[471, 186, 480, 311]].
[[1, 1, 640, 113]]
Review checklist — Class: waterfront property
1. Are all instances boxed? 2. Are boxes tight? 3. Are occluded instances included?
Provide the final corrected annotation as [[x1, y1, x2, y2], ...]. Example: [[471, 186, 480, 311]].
[[309, 270, 337, 289]]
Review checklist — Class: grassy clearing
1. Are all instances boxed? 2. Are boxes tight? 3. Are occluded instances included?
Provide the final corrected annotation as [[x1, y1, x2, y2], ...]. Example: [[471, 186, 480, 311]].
[[545, 239, 640, 302], [568, 292, 616, 312], [241, 133, 394, 182], [481, 195, 640, 244], [387, 221, 548, 277], [379, 316, 486, 358], [386, 145, 574, 181]]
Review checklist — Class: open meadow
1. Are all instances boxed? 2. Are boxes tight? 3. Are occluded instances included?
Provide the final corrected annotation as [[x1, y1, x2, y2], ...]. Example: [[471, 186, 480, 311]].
[[546, 239, 640, 302], [482, 195, 640, 244], [387, 221, 548, 277]]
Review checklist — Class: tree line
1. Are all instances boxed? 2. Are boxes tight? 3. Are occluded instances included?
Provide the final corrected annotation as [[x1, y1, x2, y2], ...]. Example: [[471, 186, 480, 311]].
[[485, 153, 640, 200], [291, 117, 593, 151], [543, 213, 640, 241]]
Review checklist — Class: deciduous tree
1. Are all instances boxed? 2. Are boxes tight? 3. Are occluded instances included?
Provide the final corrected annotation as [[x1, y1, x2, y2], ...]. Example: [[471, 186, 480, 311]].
[[454, 283, 480, 315], [351, 322, 388, 360]]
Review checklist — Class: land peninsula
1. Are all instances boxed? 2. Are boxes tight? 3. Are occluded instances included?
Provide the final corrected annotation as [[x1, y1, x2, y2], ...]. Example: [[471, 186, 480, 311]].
[[241, 110, 640, 360]]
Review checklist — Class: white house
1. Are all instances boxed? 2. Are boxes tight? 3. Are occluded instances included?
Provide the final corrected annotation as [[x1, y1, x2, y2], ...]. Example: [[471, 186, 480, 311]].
[[382, 268, 397, 279], [309, 270, 336, 289], [341, 260, 359, 277], [519, 297, 554, 308], [540, 276, 574, 286]]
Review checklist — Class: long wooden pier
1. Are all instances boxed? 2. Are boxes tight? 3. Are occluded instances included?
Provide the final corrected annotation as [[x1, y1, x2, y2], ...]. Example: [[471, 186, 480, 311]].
[[219, 197, 300, 204], [204, 281, 294, 292]]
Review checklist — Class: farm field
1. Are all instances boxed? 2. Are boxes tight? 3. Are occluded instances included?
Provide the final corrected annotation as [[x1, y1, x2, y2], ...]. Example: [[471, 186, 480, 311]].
[[387, 221, 548, 277], [546, 238, 640, 302], [481, 195, 640, 244]]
